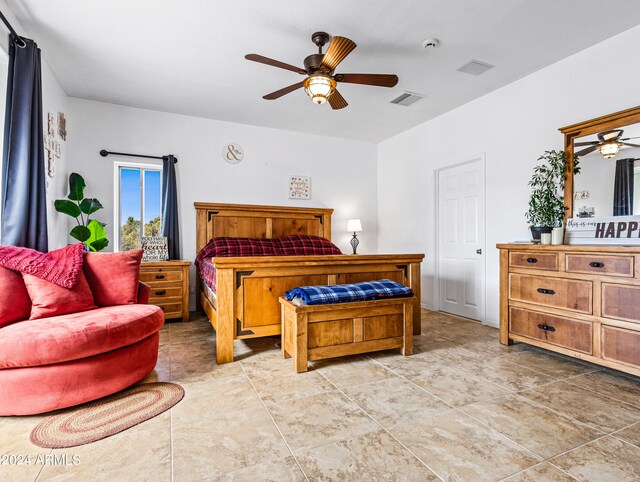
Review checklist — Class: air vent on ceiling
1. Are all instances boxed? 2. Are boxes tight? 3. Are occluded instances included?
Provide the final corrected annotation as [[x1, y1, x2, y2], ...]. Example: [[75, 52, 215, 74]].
[[389, 91, 425, 107], [458, 59, 495, 76]]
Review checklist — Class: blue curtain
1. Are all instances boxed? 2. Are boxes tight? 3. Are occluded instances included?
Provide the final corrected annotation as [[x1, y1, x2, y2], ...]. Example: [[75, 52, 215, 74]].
[[613, 158, 634, 216], [1, 35, 47, 251], [161, 155, 180, 259]]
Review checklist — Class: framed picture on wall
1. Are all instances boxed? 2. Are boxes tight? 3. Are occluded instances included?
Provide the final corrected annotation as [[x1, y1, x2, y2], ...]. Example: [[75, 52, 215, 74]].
[[289, 175, 311, 199]]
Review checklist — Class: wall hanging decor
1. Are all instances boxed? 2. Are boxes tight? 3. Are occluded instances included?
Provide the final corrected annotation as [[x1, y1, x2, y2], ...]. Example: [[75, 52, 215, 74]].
[[221, 143, 244, 163], [289, 175, 311, 199], [57, 112, 67, 141], [44, 112, 61, 178]]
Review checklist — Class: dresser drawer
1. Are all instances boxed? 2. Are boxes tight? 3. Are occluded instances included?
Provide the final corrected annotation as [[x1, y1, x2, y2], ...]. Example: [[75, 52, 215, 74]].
[[509, 273, 592, 314], [601, 325, 640, 367], [140, 270, 183, 284], [566, 254, 633, 277], [602, 283, 640, 323], [155, 302, 184, 319], [509, 252, 558, 271], [149, 286, 183, 303], [510, 307, 592, 354]]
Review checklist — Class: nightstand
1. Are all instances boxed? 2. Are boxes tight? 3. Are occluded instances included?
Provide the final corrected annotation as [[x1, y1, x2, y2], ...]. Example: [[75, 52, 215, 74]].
[[140, 260, 191, 321]]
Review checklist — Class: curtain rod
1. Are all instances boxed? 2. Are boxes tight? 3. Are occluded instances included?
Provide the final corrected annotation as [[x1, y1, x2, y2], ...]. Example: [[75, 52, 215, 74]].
[[0, 10, 27, 48], [99, 150, 178, 164]]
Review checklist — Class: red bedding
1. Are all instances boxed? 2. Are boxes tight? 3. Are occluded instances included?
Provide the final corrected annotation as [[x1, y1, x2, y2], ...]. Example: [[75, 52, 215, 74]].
[[199, 258, 217, 293], [195, 235, 342, 293]]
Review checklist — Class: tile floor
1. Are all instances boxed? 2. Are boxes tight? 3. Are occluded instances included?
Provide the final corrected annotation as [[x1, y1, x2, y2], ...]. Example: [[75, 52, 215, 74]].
[[3, 310, 640, 481]]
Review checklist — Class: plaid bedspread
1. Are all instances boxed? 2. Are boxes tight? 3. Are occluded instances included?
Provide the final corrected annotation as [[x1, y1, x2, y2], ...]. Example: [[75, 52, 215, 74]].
[[195, 235, 341, 266], [285, 279, 413, 305], [195, 235, 342, 294], [198, 258, 217, 293]]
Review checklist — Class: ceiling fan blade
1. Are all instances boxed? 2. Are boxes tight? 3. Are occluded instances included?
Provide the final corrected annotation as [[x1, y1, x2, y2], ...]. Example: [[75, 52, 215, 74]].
[[573, 141, 599, 147], [622, 142, 640, 148], [328, 89, 348, 110], [263, 81, 305, 100], [575, 145, 600, 157], [321, 36, 356, 72], [335, 73, 399, 88], [621, 136, 640, 141], [245, 54, 306, 75]]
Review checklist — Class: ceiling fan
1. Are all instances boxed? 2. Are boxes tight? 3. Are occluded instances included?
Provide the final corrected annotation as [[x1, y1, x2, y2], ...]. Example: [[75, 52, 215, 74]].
[[245, 31, 399, 109], [574, 129, 640, 158]]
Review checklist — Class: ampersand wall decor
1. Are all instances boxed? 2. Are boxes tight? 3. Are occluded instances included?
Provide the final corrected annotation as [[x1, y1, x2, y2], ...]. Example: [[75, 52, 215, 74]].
[[221, 143, 244, 164]]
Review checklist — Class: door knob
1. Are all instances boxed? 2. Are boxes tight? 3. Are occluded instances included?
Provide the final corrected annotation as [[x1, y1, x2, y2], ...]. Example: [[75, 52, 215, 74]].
[[476, 249, 482, 255]]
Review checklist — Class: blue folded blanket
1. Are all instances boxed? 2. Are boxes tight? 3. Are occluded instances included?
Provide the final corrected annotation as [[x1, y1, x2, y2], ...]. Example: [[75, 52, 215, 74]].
[[285, 279, 413, 305]]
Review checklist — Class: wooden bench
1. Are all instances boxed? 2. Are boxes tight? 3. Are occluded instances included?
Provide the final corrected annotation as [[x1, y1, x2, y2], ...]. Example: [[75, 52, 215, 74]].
[[279, 296, 414, 373]]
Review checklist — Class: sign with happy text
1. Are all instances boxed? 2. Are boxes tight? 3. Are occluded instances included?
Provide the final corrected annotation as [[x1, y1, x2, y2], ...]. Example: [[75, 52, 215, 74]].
[[566, 216, 640, 245]]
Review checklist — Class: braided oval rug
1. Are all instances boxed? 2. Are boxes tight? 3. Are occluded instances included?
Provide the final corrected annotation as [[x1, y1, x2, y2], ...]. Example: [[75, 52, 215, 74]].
[[30, 382, 184, 448]]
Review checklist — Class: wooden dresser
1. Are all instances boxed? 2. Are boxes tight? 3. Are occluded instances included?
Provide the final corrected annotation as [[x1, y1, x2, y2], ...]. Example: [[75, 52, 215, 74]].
[[498, 244, 640, 377], [140, 260, 191, 321]]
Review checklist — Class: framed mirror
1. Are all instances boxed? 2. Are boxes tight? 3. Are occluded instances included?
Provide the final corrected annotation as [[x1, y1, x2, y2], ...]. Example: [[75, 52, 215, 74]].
[[560, 106, 640, 219]]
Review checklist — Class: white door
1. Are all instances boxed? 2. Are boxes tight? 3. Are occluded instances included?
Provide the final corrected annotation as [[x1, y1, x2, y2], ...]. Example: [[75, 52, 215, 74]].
[[437, 158, 485, 321]]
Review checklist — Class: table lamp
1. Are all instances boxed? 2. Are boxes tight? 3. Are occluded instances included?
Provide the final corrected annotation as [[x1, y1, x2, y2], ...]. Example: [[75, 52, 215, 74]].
[[347, 219, 363, 255]]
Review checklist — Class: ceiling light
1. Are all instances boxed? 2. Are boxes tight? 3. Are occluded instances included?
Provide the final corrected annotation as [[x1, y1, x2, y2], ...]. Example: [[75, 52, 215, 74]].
[[303, 74, 336, 105], [599, 141, 621, 158]]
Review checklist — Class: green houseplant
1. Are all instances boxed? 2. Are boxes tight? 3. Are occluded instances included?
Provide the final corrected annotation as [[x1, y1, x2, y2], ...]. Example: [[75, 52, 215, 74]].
[[525, 150, 580, 242], [55, 173, 109, 251]]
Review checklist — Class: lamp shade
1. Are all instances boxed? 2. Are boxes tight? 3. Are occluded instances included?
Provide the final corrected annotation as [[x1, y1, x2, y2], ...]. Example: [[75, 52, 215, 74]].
[[347, 219, 363, 232]]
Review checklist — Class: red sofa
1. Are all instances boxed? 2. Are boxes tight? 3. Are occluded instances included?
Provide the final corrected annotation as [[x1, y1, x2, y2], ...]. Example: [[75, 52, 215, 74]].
[[0, 251, 165, 416]]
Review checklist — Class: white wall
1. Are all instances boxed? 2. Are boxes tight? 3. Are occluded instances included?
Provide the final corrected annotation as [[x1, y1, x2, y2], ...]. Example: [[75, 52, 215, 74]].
[[66, 98, 378, 306], [0, 0, 69, 249], [378, 25, 640, 327]]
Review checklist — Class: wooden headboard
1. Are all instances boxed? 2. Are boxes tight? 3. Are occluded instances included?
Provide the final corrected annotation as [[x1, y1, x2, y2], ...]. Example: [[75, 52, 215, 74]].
[[194, 203, 333, 253]]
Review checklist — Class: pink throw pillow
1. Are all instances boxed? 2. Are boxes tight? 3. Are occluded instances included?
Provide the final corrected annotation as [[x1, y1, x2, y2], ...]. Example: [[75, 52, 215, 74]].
[[0, 267, 32, 327], [83, 250, 143, 306], [0, 243, 84, 288], [22, 271, 96, 320]]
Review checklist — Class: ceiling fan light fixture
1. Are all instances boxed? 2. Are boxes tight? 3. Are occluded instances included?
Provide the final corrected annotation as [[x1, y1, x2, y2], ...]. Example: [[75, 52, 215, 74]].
[[303, 74, 336, 105], [599, 141, 621, 158]]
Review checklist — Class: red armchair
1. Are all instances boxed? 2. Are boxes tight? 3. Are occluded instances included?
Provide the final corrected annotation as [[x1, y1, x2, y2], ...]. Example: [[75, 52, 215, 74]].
[[0, 260, 164, 416]]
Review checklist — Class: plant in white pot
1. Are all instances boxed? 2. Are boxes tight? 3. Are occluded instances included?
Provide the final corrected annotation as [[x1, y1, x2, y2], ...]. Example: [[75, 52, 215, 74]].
[[525, 150, 580, 243]]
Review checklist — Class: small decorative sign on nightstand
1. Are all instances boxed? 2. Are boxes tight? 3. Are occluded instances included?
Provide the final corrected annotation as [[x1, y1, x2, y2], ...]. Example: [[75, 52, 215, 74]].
[[141, 236, 169, 261], [289, 175, 311, 199]]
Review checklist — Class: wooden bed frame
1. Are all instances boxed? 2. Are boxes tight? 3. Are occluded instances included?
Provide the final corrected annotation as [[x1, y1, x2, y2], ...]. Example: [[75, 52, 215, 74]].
[[194, 202, 424, 364]]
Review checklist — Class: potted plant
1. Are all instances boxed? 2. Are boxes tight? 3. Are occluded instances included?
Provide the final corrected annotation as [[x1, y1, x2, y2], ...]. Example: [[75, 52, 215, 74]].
[[525, 150, 579, 243], [54, 173, 109, 251]]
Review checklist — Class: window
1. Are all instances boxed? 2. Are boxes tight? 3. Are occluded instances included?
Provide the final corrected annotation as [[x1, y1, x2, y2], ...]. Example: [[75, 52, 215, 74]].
[[115, 163, 162, 251]]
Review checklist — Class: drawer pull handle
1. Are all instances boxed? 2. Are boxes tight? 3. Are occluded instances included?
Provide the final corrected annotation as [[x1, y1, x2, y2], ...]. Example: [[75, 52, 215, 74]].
[[154, 290, 166, 296], [160, 306, 165, 311], [537, 288, 555, 295], [155, 274, 166, 280], [537, 323, 556, 332], [589, 261, 605, 268], [526, 258, 538, 263]]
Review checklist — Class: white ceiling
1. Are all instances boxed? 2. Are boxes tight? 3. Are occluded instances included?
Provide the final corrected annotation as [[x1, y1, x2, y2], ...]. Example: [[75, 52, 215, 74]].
[[7, 0, 640, 142]]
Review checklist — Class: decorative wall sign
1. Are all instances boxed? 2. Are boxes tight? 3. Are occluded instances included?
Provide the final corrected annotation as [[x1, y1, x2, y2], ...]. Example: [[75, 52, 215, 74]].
[[44, 112, 61, 178], [288, 175, 311, 199], [566, 215, 640, 245], [141, 236, 169, 261], [221, 143, 244, 163], [58, 112, 67, 141]]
